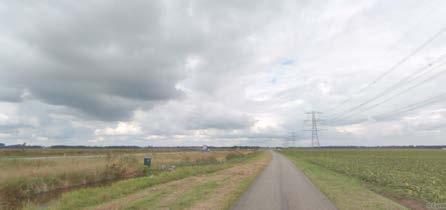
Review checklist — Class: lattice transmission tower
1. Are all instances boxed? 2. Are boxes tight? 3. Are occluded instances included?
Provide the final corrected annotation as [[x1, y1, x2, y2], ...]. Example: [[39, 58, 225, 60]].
[[304, 111, 323, 147]]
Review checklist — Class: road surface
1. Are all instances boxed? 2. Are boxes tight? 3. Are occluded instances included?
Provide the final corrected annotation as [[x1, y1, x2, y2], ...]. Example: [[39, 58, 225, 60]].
[[233, 151, 337, 210]]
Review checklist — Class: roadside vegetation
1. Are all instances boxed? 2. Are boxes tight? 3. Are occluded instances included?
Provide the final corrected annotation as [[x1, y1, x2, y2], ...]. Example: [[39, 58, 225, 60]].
[[0, 148, 162, 158], [282, 149, 446, 209], [82, 150, 270, 210], [24, 151, 266, 210], [0, 150, 251, 209]]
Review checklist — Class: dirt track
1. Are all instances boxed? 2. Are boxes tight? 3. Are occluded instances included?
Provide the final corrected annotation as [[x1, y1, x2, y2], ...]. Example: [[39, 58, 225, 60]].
[[232, 151, 337, 210]]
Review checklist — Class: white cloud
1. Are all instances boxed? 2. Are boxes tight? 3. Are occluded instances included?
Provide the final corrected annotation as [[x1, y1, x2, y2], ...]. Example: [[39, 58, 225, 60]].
[[336, 123, 367, 136], [0, 113, 9, 124], [95, 122, 142, 136], [1, 0, 446, 146]]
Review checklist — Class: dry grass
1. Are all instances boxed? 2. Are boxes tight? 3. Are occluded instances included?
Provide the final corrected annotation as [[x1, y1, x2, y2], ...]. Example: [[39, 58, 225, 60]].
[[0, 158, 109, 183], [0, 148, 185, 158], [88, 151, 270, 210], [0, 151, 246, 183], [0, 150, 251, 209]]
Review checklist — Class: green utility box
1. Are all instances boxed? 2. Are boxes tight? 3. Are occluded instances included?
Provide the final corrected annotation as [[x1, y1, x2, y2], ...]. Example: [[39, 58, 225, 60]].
[[144, 157, 152, 176], [144, 157, 151, 167]]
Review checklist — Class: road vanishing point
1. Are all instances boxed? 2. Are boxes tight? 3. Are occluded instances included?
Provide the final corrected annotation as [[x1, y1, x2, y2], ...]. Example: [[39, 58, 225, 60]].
[[233, 151, 337, 210]]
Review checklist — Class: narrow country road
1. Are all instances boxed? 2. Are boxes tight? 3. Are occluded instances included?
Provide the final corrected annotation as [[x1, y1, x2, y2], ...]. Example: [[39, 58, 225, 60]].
[[233, 151, 337, 210]]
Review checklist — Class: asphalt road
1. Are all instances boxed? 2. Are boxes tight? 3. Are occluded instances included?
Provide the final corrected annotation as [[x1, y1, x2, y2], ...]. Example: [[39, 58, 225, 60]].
[[232, 151, 337, 210]]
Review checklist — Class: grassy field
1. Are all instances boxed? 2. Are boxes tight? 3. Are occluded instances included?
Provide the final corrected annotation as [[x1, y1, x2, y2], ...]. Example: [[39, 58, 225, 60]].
[[0, 149, 254, 209], [282, 149, 446, 209], [0, 148, 198, 158], [22, 150, 269, 210], [0, 148, 157, 158]]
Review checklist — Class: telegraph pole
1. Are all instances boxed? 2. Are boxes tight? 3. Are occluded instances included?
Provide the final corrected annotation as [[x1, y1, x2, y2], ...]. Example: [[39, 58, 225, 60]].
[[304, 111, 323, 148]]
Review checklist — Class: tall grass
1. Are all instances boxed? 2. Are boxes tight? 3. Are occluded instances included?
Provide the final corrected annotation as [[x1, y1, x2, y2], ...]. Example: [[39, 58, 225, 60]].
[[27, 151, 260, 210], [0, 155, 144, 209], [0, 150, 252, 209], [0, 149, 145, 158]]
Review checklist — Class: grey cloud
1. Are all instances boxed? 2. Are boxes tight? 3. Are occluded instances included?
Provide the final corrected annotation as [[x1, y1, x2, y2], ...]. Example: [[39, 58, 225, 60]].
[[1, 0, 446, 146], [1, 0, 284, 122], [2, 0, 283, 121], [185, 110, 254, 130], [136, 101, 256, 133], [0, 87, 23, 102], [2, 1, 197, 121]]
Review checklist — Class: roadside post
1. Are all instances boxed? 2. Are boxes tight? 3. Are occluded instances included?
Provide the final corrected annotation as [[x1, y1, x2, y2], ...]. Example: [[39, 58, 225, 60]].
[[144, 157, 152, 176]]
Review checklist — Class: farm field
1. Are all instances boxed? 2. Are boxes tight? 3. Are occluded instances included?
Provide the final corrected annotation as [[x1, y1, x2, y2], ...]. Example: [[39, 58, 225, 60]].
[[0, 149, 260, 210], [282, 149, 446, 209]]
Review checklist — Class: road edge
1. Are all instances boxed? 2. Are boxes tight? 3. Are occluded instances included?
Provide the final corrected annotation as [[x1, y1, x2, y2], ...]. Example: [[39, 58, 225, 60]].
[[282, 152, 407, 210], [226, 150, 272, 210]]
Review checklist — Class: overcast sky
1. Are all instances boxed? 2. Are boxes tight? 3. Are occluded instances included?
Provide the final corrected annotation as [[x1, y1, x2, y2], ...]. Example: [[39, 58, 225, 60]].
[[1, 0, 446, 147]]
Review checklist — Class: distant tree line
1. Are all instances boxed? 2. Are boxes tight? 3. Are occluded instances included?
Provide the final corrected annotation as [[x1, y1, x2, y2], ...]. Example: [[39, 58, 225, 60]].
[[0, 143, 444, 149], [283, 145, 446, 149]]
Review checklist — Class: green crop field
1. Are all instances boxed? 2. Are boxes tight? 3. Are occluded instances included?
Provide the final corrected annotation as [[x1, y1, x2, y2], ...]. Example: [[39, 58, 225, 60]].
[[282, 149, 446, 208]]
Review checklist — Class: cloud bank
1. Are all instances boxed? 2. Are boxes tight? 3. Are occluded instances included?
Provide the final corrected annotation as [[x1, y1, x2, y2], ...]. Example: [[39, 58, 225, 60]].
[[1, 0, 446, 146]]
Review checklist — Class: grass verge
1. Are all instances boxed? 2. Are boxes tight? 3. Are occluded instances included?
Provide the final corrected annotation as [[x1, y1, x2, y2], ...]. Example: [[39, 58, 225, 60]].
[[1, 151, 248, 209], [27, 152, 260, 210], [87, 150, 270, 210], [185, 150, 271, 210], [221, 166, 264, 210], [282, 153, 407, 210], [121, 181, 220, 210], [168, 181, 220, 209]]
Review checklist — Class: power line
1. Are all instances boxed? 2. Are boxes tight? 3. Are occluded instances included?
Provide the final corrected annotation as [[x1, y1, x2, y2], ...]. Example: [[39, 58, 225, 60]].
[[329, 59, 446, 122], [330, 52, 445, 123], [378, 53, 446, 94], [356, 67, 446, 113], [334, 66, 446, 122], [334, 93, 446, 125], [328, 27, 446, 116], [328, 51, 446, 121], [363, 27, 446, 90], [374, 92, 446, 120]]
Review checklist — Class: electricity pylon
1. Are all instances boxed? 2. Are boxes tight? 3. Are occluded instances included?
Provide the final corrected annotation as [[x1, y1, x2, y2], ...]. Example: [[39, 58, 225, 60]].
[[304, 111, 323, 148]]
